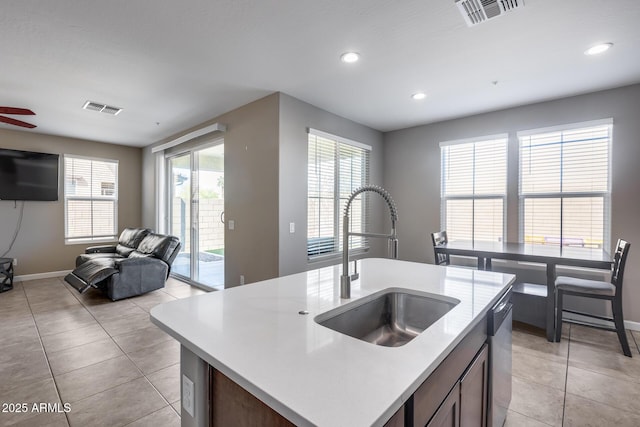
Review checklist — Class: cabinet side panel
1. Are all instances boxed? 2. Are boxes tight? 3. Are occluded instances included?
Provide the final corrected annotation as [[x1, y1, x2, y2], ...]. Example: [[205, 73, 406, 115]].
[[211, 369, 295, 427]]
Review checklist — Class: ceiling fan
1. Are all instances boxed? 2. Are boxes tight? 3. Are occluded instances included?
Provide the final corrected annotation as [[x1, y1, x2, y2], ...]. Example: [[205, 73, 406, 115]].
[[0, 107, 37, 129]]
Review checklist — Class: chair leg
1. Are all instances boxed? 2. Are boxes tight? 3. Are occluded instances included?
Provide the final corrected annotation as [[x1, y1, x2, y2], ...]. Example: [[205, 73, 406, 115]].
[[555, 290, 563, 342], [612, 298, 632, 357]]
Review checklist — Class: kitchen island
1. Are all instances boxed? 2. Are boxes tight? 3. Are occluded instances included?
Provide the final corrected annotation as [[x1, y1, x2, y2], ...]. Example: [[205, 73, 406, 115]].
[[150, 258, 515, 426]]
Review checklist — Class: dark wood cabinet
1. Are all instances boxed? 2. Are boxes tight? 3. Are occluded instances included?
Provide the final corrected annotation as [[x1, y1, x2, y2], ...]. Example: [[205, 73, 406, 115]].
[[427, 382, 461, 427], [384, 405, 405, 427], [406, 320, 489, 427], [418, 342, 488, 427], [210, 368, 294, 427], [412, 319, 487, 427], [460, 344, 488, 427]]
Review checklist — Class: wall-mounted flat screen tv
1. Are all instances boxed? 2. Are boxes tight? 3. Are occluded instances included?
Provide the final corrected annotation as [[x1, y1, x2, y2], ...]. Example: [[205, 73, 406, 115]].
[[0, 148, 59, 201]]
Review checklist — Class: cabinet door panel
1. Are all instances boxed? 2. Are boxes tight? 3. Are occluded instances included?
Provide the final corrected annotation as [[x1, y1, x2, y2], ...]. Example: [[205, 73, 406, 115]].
[[383, 405, 405, 427], [460, 344, 489, 427], [427, 382, 460, 427], [413, 319, 487, 425]]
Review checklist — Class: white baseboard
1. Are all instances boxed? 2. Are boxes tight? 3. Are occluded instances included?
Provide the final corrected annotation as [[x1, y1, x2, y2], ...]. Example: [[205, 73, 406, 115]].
[[14, 270, 71, 282], [565, 312, 640, 332], [625, 320, 640, 332]]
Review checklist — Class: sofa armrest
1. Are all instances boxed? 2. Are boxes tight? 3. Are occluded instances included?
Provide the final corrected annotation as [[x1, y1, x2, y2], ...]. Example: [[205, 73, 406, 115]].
[[108, 257, 170, 301], [116, 256, 169, 278], [85, 245, 117, 254]]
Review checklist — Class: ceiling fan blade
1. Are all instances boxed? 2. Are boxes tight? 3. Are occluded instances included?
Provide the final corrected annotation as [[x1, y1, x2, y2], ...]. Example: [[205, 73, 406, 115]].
[[0, 107, 35, 115], [0, 115, 37, 129]]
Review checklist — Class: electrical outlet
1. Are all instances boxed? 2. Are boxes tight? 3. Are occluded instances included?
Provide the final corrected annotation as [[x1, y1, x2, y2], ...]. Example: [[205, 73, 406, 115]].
[[182, 374, 195, 417], [12, 258, 17, 267], [240, 275, 245, 285], [289, 222, 295, 233]]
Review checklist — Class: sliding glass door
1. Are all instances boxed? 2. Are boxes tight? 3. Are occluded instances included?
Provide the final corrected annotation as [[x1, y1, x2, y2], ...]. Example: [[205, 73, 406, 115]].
[[168, 142, 224, 289], [169, 153, 192, 280]]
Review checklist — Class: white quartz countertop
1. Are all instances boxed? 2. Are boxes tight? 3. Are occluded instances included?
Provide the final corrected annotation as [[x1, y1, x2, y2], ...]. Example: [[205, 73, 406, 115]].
[[150, 258, 514, 427]]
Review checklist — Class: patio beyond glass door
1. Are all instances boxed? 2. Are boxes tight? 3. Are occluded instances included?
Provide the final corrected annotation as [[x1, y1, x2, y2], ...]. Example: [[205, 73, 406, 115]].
[[169, 154, 192, 280], [168, 143, 224, 289]]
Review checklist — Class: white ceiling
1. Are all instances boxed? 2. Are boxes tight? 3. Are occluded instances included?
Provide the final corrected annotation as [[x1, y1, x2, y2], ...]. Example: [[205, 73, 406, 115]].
[[2, 0, 640, 147]]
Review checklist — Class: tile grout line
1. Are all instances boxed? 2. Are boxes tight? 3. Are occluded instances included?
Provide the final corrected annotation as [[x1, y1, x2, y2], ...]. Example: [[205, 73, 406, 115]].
[[68, 280, 180, 425], [19, 277, 192, 424], [22, 279, 73, 427], [560, 323, 571, 427], [631, 330, 640, 354], [39, 278, 164, 426]]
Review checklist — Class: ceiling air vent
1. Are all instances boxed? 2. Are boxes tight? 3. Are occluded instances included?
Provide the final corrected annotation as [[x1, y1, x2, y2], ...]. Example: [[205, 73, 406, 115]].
[[455, 0, 524, 27], [82, 101, 122, 116]]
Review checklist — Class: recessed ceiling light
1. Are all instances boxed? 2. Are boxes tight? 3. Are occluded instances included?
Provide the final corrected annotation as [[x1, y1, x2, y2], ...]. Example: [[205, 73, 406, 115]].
[[411, 92, 426, 100], [340, 52, 360, 63], [584, 43, 613, 56]]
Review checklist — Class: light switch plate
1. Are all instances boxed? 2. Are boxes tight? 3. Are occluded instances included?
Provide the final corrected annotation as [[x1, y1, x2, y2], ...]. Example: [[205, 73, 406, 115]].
[[228, 220, 235, 230], [289, 222, 295, 233], [182, 374, 195, 417]]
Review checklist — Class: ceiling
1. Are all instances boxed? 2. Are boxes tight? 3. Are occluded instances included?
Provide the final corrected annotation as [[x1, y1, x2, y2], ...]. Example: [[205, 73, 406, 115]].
[[2, 0, 640, 148]]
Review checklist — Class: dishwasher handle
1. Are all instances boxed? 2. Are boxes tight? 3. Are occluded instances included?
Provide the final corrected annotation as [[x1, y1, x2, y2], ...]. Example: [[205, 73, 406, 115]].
[[488, 287, 513, 336]]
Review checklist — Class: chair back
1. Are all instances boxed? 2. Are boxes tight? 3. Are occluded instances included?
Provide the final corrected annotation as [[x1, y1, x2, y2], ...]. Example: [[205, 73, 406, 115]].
[[431, 231, 450, 266], [116, 228, 151, 257], [611, 239, 631, 293]]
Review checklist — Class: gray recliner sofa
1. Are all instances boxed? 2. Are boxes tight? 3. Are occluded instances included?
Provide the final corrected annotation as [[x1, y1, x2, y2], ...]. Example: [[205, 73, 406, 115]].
[[65, 228, 181, 301]]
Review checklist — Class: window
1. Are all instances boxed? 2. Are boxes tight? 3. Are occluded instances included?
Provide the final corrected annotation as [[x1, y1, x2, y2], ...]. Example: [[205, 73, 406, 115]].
[[518, 120, 611, 250], [64, 155, 118, 243], [440, 136, 507, 242], [307, 129, 370, 258]]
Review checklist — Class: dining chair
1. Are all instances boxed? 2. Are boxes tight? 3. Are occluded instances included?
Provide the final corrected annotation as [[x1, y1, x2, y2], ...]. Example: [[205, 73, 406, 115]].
[[554, 239, 632, 356], [431, 231, 450, 265]]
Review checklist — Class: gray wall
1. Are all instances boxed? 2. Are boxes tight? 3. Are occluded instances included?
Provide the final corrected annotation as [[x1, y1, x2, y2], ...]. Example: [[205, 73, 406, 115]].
[[278, 94, 386, 276], [0, 128, 142, 275], [141, 92, 386, 286], [383, 84, 640, 322], [143, 94, 280, 287]]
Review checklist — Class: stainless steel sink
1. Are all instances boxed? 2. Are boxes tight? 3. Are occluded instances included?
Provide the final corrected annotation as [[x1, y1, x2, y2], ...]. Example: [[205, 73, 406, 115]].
[[315, 289, 459, 347]]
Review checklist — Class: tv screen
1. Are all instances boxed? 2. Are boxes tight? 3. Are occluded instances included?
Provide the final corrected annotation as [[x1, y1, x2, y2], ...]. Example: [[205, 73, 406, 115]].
[[0, 148, 59, 201]]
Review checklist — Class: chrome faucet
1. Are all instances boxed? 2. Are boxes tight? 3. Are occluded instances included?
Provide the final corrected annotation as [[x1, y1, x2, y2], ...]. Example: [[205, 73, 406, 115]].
[[341, 185, 398, 299]]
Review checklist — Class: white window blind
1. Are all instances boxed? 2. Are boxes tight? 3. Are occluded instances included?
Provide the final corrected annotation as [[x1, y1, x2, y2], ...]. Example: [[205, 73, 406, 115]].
[[518, 120, 611, 250], [64, 155, 118, 243], [307, 129, 370, 258], [440, 136, 507, 242]]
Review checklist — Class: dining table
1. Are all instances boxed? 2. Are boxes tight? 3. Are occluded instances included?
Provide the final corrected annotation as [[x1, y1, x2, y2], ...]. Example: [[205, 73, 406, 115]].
[[433, 241, 613, 341]]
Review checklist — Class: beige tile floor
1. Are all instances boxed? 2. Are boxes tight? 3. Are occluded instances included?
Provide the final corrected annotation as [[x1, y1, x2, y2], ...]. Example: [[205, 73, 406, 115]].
[[2, 276, 640, 426], [0, 276, 205, 427], [507, 321, 640, 427]]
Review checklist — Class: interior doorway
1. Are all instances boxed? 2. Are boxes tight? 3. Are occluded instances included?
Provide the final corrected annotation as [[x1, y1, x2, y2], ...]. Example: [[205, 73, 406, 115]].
[[167, 142, 224, 290]]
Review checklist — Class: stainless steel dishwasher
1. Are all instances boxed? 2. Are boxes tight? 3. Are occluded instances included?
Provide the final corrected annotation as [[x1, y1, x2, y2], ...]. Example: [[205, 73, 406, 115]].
[[487, 287, 513, 427]]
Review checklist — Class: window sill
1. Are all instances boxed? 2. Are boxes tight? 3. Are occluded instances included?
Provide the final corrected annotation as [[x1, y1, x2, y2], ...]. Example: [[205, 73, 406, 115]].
[[65, 237, 117, 246]]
